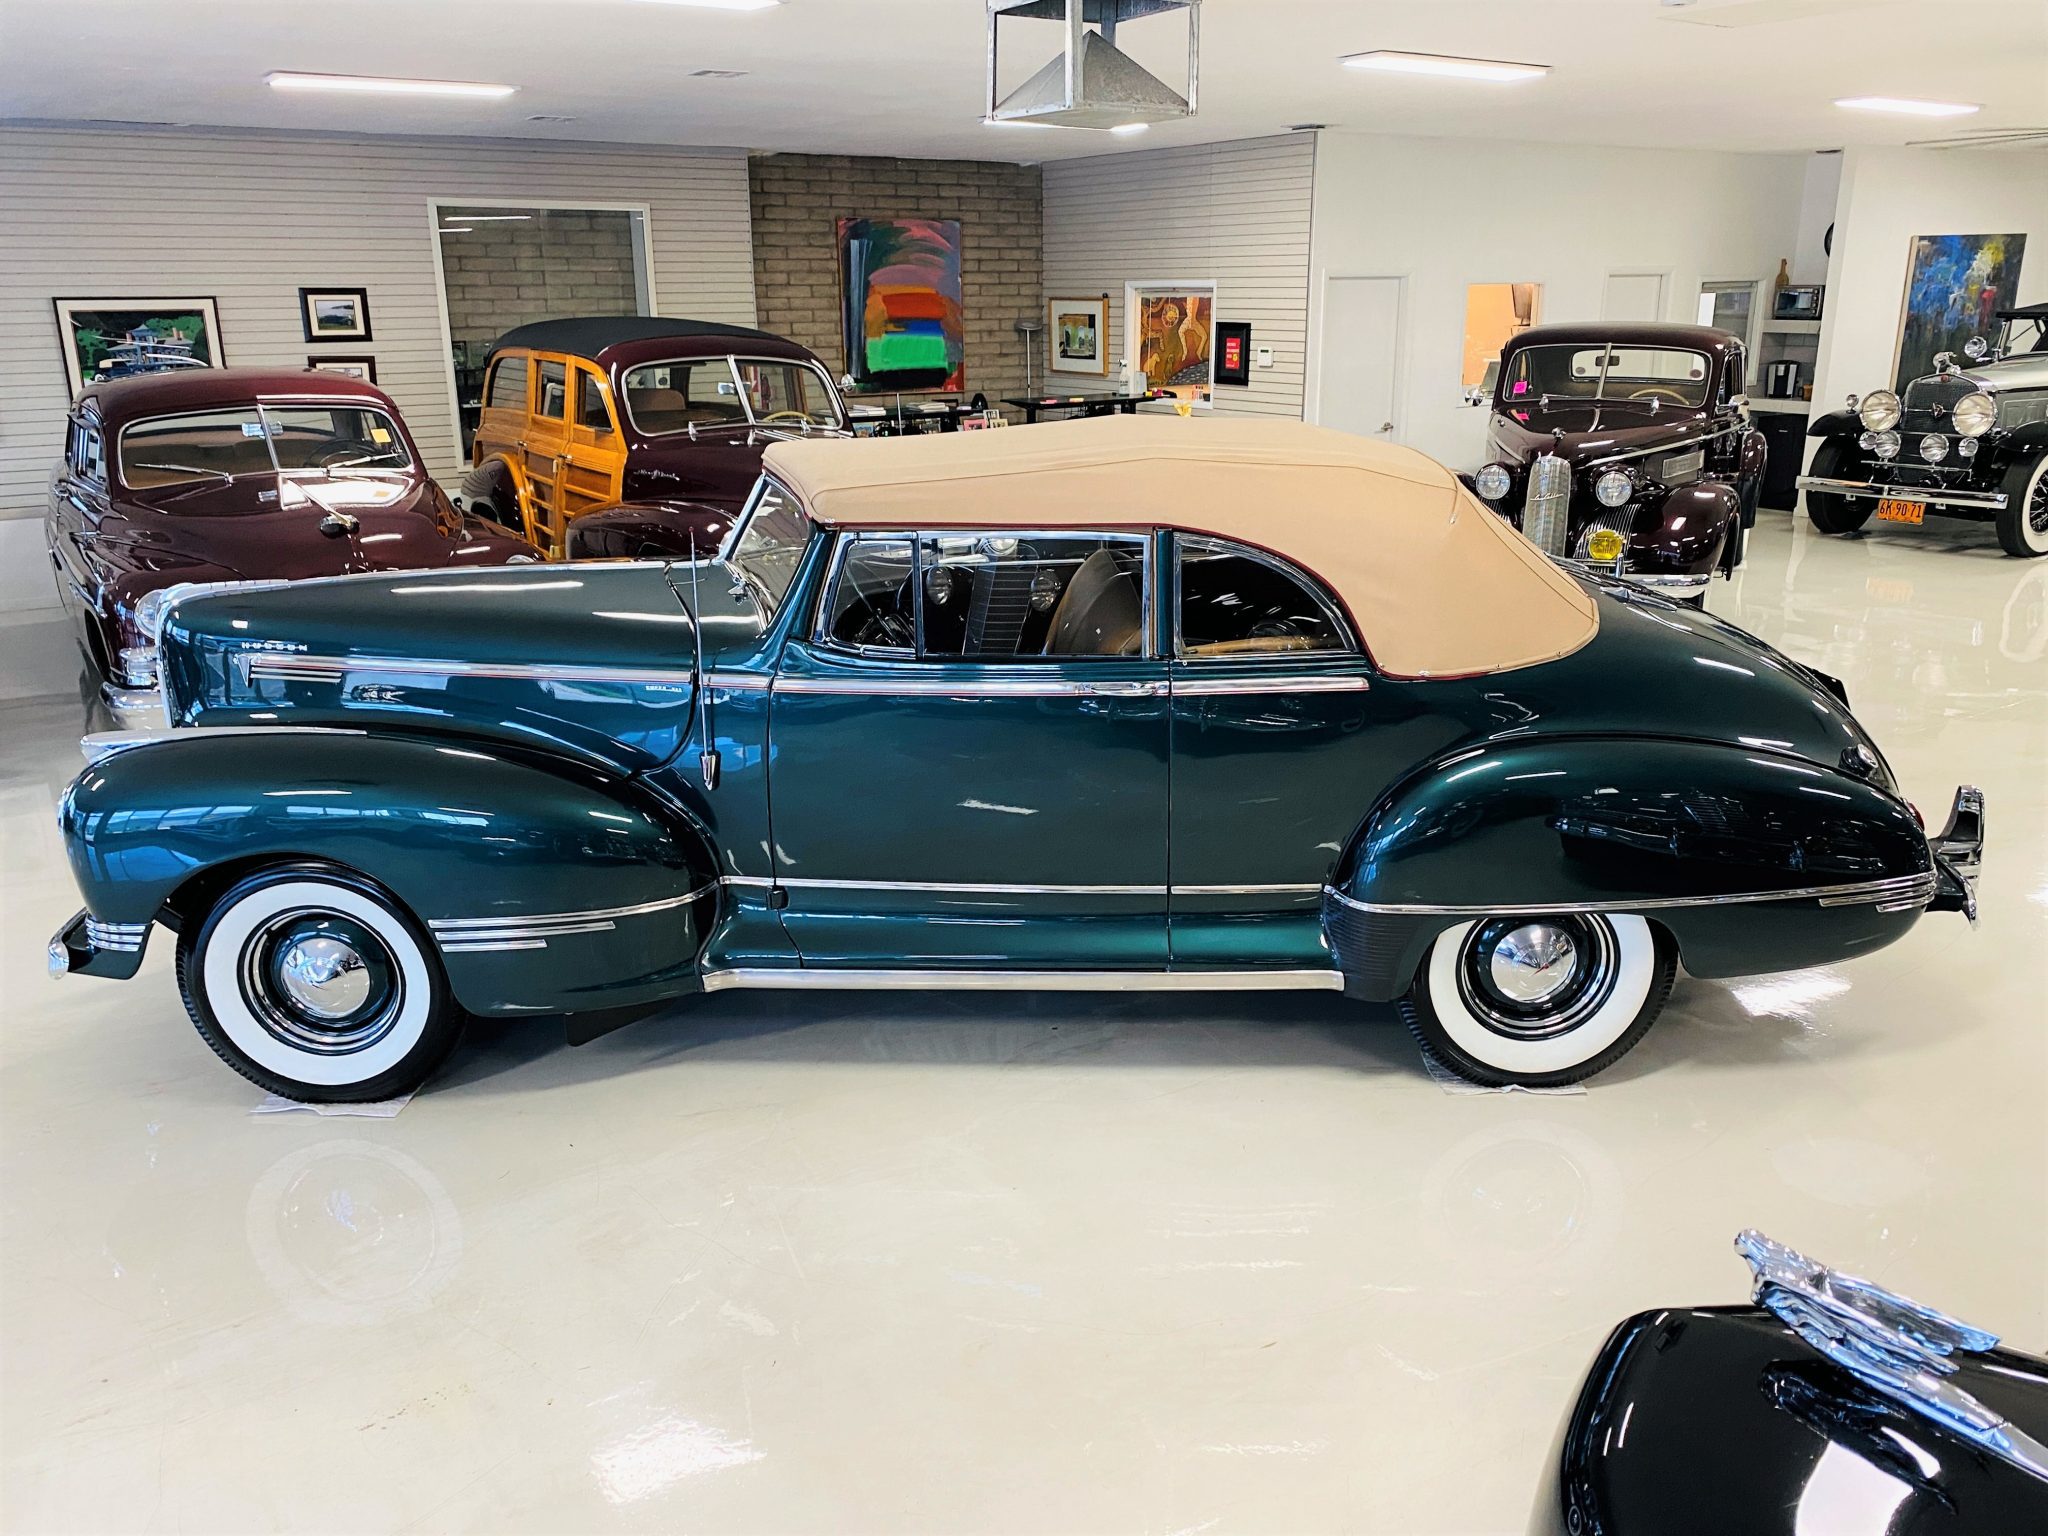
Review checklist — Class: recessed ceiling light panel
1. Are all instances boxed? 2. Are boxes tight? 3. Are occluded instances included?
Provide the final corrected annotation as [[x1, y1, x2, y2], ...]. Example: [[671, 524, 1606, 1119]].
[[1835, 96, 1980, 118], [267, 71, 516, 99], [1340, 50, 1549, 83], [633, 0, 781, 8]]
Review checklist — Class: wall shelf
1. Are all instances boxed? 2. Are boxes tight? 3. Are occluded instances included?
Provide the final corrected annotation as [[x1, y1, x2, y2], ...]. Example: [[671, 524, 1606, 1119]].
[[1762, 319, 1822, 336], [1747, 396, 1812, 415]]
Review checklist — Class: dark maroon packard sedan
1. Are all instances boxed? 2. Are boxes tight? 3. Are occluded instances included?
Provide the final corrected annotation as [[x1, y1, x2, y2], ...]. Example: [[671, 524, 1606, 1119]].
[[47, 368, 540, 721], [1468, 323, 1766, 606]]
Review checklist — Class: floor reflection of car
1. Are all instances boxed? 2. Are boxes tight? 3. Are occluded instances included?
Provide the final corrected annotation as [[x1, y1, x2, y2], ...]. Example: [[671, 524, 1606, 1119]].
[[459, 315, 850, 561], [50, 419, 1981, 1102], [45, 367, 540, 721], [1801, 303, 2048, 558], [1535, 1232, 2048, 1533], [1468, 323, 1766, 605]]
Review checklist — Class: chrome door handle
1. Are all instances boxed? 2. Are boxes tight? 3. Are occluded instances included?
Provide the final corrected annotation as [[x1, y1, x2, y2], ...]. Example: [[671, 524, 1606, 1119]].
[[1075, 680, 1163, 698]]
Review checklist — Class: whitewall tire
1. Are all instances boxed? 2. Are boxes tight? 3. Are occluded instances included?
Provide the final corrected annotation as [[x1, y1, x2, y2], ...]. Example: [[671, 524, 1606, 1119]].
[[1399, 913, 1675, 1087], [177, 868, 461, 1103], [1996, 455, 2048, 559]]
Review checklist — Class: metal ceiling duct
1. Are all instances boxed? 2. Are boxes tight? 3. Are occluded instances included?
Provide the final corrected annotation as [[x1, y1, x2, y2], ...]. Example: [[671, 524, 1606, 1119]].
[[985, 0, 1199, 130]]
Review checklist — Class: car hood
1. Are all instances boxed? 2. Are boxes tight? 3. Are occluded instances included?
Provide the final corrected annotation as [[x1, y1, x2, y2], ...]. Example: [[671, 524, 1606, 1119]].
[[1488, 404, 1719, 467], [158, 559, 766, 773]]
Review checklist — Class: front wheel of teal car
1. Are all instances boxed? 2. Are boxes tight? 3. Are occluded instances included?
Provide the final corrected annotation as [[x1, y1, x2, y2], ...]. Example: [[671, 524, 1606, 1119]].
[[176, 867, 463, 1103], [1399, 914, 1676, 1087]]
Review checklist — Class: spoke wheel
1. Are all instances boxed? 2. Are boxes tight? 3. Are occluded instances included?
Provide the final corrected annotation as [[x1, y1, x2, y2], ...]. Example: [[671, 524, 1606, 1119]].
[[1996, 454, 2048, 559], [1400, 913, 1675, 1087], [178, 867, 462, 1102]]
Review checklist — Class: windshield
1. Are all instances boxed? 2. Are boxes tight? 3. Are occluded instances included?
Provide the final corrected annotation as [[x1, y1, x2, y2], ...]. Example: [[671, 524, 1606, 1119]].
[[1501, 345, 1712, 409], [623, 357, 841, 436], [724, 478, 813, 615], [119, 405, 413, 490]]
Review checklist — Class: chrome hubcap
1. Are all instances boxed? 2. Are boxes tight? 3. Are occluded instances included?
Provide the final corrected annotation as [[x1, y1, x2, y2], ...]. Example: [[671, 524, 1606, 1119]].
[[1488, 923, 1579, 1005], [1457, 914, 1621, 1040], [239, 909, 402, 1056]]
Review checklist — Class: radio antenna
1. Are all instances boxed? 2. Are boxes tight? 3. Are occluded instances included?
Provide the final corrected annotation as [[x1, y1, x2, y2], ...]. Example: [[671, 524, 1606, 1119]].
[[688, 530, 720, 791]]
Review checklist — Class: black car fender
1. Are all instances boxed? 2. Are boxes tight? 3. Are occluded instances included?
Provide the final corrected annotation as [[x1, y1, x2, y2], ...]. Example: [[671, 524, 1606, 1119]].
[[1323, 735, 1930, 1000], [1807, 408, 1859, 438]]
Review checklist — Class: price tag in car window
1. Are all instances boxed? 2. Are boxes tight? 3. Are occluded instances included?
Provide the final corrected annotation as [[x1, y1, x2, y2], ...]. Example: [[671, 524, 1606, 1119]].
[[370, 427, 392, 443], [241, 422, 267, 438]]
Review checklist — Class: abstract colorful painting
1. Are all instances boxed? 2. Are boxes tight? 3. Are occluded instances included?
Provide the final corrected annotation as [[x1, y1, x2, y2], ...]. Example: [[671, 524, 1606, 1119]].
[[1894, 232, 2027, 388], [1136, 290, 1213, 401], [837, 217, 963, 392]]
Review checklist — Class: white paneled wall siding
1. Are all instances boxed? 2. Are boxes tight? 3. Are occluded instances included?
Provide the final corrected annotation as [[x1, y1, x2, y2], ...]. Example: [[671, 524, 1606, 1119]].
[[0, 126, 757, 521], [1042, 134, 1315, 420]]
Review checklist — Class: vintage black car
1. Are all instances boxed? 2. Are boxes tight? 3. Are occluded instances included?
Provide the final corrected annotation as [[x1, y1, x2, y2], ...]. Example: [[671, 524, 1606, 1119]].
[[1535, 1231, 2048, 1533], [1469, 323, 1766, 606], [1800, 304, 2048, 558], [48, 420, 1981, 1103]]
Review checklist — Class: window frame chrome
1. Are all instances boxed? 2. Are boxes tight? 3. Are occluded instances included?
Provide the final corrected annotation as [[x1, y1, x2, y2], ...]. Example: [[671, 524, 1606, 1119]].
[[1168, 530, 1360, 661]]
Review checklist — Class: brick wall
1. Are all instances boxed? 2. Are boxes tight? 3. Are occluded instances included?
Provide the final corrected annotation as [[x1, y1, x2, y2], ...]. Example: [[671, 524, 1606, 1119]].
[[749, 153, 1044, 415], [440, 208, 640, 356]]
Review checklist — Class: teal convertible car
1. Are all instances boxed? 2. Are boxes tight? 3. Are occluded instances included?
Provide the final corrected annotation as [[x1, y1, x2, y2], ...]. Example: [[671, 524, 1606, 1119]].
[[50, 419, 1983, 1101]]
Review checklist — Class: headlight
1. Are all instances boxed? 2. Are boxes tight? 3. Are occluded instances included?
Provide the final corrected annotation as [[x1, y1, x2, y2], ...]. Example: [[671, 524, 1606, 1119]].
[[1586, 528, 1627, 564], [1951, 391, 1995, 437], [1858, 390, 1901, 432], [1474, 463, 1513, 501], [1866, 430, 1901, 460], [133, 587, 174, 643], [1593, 469, 1634, 508], [1919, 433, 1948, 463], [1957, 437, 1978, 459]]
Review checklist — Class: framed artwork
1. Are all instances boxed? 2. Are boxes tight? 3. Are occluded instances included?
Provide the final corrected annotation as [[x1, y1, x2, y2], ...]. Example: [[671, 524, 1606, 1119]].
[[1047, 296, 1110, 376], [308, 355, 377, 384], [52, 297, 223, 399], [1214, 321, 1251, 387], [1894, 233, 2026, 388], [1132, 287, 1214, 402], [837, 218, 963, 392], [300, 286, 373, 343]]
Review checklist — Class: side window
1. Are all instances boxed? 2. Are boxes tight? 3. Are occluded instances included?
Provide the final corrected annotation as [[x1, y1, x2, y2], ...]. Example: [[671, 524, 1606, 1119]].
[[485, 354, 528, 411], [819, 535, 916, 653], [536, 360, 567, 420], [578, 372, 612, 431], [622, 361, 747, 435], [1175, 535, 1350, 658], [80, 425, 107, 483], [920, 533, 1147, 659]]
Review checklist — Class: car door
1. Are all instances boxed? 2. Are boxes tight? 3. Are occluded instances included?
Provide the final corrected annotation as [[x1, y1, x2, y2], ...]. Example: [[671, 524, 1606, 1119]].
[[1166, 533, 1382, 970], [520, 355, 572, 552], [555, 363, 628, 540], [48, 413, 111, 666], [768, 526, 1170, 969]]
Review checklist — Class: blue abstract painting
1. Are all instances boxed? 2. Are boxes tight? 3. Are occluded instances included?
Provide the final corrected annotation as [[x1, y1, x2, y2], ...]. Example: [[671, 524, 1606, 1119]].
[[1895, 232, 2027, 388]]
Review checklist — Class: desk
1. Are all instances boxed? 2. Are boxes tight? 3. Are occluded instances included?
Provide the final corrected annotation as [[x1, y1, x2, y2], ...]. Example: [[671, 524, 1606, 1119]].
[[1003, 391, 1172, 425], [846, 400, 982, 434]]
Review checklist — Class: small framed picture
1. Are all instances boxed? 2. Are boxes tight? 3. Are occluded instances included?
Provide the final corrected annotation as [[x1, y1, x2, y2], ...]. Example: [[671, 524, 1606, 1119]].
[[300, 286, 373, 342], [1774, 284, 1824, 320], [308, 355, 377, 384], [1215, 321, 1252, 387], [1047, 295, 1110, 377]]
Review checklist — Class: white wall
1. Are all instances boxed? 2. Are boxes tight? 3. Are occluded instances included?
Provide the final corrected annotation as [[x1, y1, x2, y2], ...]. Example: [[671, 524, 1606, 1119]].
[[1042, 134, 1315, 419], [1307, 132, 1808, 470], [1810, 146, 2048, 422]]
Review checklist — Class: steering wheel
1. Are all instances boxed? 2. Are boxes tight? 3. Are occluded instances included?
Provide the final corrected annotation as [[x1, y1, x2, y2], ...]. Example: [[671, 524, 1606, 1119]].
[[761, 410, 812, 424], [1626, 386, 1692, 404], [848, 607, 914, 649]]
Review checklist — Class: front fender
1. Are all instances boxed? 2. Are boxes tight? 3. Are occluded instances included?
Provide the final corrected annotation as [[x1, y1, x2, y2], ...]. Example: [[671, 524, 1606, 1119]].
[[1633, 481, 1740, 574], [1324, 737, 1931, 999], [1808, 409, 1858, 439], [61, 729, 716, 1016]]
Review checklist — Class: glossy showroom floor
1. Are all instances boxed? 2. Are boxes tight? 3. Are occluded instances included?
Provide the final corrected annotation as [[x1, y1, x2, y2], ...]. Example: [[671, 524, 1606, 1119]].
[[2, 515, 2043, 1535]]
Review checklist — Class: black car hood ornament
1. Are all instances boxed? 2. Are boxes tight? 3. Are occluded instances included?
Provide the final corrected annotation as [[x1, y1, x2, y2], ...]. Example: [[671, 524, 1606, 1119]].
[[1737, 1230, 2048, 1483]]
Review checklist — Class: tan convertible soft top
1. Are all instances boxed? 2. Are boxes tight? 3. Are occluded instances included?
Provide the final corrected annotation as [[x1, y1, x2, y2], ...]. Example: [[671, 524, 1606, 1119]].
[[762, 416, 1596, 678]]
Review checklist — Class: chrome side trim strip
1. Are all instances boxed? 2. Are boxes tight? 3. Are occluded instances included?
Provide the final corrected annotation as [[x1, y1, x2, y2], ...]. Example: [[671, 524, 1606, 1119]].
[[1795, 475, 2007, 511], [1173, 882, 1324, 895], [703, 670, 773, 692], [1327, 872, 1937, 917], [83, 917, 149, 951], [1173, 676, 1371, 696], [701, 968, 1344, 994], [428, 884, 717, 950], [772, 675, 1164, 699], [774, 877, 1169, 896], [244, 653, 698, 687], [720, 875, 776, 889]]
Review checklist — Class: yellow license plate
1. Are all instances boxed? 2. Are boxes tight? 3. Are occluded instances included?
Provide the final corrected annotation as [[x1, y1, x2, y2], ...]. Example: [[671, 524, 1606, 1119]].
[[1875, 497, 1926, 524]]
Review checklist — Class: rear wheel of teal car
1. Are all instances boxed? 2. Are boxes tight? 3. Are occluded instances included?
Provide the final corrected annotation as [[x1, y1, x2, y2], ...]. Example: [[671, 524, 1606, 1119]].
[[1804, 440, 1874, 536], [1399, 913, 1676, 1087], [176, 867, 462, 1103]]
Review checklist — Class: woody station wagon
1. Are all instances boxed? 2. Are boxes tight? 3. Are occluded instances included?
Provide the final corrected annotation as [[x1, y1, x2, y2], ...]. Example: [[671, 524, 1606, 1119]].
[[50, 418, 1982, 1101]]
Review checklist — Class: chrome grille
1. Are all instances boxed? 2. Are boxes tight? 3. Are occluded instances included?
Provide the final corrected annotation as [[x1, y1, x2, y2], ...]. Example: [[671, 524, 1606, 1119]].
[[1524, 453, 1571, 557], [1901, 374, 1974, 434]]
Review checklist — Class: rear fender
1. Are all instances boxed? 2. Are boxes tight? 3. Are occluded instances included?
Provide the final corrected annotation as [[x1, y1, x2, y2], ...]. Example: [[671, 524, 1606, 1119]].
[[61, 729, 717, 1017], [1325, 737, 1931, 999]]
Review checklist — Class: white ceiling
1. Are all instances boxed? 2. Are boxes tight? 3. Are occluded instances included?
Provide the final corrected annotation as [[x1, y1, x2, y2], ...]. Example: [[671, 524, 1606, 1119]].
[[1, 0, 2043, 162]]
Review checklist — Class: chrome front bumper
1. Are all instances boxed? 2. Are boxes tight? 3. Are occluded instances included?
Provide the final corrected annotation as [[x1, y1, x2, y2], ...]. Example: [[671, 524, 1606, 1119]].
[[1796, 475, 2007, 512], [48, 909, 151, 980], [1624, 571, 1713, 597], [1927, 786, 1986, 922]]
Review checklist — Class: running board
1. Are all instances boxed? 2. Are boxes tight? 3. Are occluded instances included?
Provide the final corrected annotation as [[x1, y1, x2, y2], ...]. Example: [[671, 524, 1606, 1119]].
[[700, 968, 1345, 994]]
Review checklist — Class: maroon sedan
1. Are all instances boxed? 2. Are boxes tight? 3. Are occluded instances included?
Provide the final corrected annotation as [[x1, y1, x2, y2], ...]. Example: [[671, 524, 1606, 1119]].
[[47, 368, 540, 720]]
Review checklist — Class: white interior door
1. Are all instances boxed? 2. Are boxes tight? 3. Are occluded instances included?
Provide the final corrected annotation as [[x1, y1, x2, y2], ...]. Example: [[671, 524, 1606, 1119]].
[[1602, 271, 1669, 323], [1318, 276, 1403, 439]]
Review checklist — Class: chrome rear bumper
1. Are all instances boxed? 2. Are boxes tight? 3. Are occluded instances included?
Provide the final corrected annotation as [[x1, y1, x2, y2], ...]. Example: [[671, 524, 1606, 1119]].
[[1796, 475, 2007, 511], [48, 910, 151, 980], [1927, 786, 1986, 922]]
